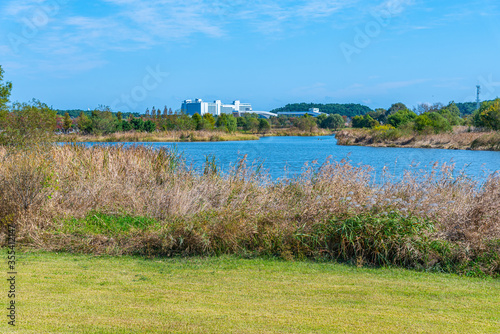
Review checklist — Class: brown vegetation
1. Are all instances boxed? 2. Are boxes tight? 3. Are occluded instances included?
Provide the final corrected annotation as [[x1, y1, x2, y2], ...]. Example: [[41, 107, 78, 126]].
[[336, 127, 500, 151], [0, 144, 498, 276], [56, 130, 259, 142]]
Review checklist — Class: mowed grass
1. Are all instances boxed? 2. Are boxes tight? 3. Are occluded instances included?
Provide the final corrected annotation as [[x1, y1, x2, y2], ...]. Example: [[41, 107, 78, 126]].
[[4, 252, 499, 333]]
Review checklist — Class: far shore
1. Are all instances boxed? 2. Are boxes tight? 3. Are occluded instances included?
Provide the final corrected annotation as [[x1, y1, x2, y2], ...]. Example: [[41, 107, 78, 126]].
[[335, 127, 500, 151], [55, 129, 333, 143]]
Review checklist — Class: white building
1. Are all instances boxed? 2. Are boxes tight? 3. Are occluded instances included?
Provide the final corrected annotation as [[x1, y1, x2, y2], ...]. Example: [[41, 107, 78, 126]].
[[277, 108, 325, 118], [181, 99, 253, 116]]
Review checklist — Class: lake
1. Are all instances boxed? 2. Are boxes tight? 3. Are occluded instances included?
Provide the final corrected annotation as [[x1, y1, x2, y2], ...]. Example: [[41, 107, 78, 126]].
[[86, 135, 500, 182]]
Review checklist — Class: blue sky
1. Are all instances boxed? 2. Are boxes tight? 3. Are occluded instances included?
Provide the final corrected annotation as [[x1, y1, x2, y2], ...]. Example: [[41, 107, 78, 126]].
[[1, 0, 499, 112]]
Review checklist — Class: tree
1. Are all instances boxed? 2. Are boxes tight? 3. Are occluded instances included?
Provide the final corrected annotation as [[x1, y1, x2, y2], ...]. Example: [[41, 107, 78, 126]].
[[414, 112, 451, 133], [352, 114, 379, 128], [131, 118, 145, 131], [258, 118, 271, 133], [294, 115, 317, 132], [0, 65, 13, 127], [203, 113, 215, 127], [387, 102, 408, 115], [144, 120, 156, 132], [216, 114, 237, 132], [90, 108, 120, 134], [121, 120, 132, 131], [63, 112, 72, 132], [116, 111, 123, 122], [245, 118, 259, 132], [321, 114, 344, 129], [387, 109, 417, 128], [438, 102, 462, 126], [192, 113, 202, 129], [351, 115, 365, 128], [77, 112, 92, 133], [6, 99, 57, 144], [474, 98, 500, 130]]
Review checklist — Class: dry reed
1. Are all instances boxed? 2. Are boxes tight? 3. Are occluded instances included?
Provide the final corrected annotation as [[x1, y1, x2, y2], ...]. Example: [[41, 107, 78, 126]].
[[0, 144, 498, 275]]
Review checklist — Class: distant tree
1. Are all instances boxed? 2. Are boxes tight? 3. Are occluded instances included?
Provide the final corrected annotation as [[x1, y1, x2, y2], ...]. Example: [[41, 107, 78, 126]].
[[145, 108, 150, 118], [116, 111, 123, 122], [258, 118, 271, 133], [351, 115, 365, 128], [203, 113, 215, 127], [63, 112, 72, 132], [0, 65, 12, 127], [387, 102, 408, 115], [131, 118, 145, 131], [438, 102, 463, 126], [245, 118, 259, 132], [270, 103, 372, 117], [352, 114, 379, 128], [216, 114, 237, 132], [192, 113, 202, 129], [7, 99, 57, 143], [77, 112, 92, 133], [163, 106, 168, 118], [414, 112, 451, 133], [294, 115, 317, 132], [387, 109, 417, 128], [474, 98, 500, 130], [321, 114, 345, 129], [121, 120, 132, 131], [144, 120, 156, 132], [90, 109, 119, 134]]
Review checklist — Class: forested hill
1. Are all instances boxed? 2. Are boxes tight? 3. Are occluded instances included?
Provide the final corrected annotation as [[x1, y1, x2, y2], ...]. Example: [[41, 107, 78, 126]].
[[270, 103, 372, 117], [455, 102, 479, 116]]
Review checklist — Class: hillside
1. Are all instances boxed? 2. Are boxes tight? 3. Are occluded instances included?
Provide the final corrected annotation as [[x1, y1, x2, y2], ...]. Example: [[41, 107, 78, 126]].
[[270, 103, 372, 117]]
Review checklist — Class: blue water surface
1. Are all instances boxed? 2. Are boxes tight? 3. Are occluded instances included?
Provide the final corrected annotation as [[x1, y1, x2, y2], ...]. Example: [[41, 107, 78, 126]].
[[83, 135, 500, 182]]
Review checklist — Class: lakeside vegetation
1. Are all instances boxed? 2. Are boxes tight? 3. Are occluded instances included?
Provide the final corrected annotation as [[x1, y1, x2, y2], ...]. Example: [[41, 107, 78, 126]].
[[1, 65, 499, 279], [7, 252, 499, 333], [336, 127, 500, 151], [1, 143, 498, 277], [337, 101, 500, 150]]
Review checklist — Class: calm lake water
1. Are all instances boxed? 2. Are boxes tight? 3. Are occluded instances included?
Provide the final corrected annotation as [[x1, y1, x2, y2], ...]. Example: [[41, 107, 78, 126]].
[[86, 135, 500, 182]]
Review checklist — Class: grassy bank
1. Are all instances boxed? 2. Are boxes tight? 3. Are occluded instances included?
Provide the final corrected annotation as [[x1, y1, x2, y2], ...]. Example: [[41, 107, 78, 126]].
[[4, 252, 499, 333], [335, 127, 500, 151], [1, 144, 498, 276], [260, 128, 333, 137], [55, 129, 332, 143], [55, 130, 260, 142]]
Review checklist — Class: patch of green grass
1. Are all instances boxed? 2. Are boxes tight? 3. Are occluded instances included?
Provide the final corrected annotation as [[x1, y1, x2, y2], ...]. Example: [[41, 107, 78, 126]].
[[62, 212, 161, 236], [4, 252, 499, 333]]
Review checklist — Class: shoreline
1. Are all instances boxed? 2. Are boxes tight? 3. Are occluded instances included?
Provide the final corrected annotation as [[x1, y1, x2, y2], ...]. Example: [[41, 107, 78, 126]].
[[334, 128, 500, 151], [55, 129, 333, 143]]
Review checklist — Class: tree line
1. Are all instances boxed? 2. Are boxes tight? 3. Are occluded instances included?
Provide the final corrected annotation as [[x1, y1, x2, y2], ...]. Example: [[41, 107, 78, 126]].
[[351, 101, 500, 133], [270, 103, 372, 117]]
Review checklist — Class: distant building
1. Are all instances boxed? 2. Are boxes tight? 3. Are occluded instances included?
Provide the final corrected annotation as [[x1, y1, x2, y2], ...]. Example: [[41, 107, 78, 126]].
[[181, 99, 253, 116], [277, 108, 325, 118]]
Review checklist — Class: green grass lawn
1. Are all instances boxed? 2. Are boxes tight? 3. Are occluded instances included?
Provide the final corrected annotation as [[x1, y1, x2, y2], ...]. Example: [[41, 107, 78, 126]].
[[3, 252, 499, 333]]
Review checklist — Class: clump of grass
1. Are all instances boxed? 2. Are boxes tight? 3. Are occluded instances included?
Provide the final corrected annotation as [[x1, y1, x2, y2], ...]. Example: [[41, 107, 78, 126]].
[[0, 144, 498, 276], [61, 211, 161, 236]]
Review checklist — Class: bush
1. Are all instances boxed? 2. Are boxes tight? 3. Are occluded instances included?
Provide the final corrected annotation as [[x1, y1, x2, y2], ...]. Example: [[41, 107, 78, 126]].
[[144, 120, 156, 133], [473, 98, 500, 130], [414, 112, 451, 134], [387, 109, 417, 128]]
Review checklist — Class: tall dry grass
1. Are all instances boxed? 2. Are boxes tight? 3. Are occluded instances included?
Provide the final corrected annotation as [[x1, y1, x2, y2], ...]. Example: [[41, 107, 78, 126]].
[[0, 144, 498, 275], [336, 127, 500, 151], [56, 130, 259, 143]]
